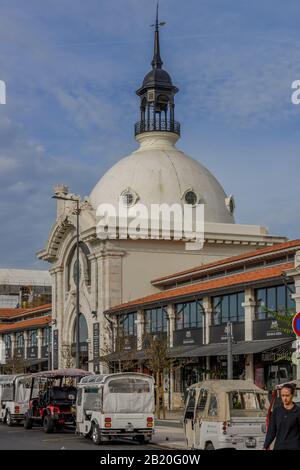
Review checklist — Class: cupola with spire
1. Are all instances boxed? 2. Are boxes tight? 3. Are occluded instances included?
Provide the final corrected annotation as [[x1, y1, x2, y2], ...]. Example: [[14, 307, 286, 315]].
[[135, 3, 180, 137]]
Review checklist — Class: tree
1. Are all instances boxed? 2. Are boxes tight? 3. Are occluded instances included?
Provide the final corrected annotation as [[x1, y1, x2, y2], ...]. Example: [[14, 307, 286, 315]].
[[2, 355, 27, 374], [98, 317, 137, 373], [60, 343, 74, 368]]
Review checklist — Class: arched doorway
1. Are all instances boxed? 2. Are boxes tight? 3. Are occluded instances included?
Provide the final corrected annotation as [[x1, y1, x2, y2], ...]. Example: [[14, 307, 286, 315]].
[[72, 313, 89, 370]]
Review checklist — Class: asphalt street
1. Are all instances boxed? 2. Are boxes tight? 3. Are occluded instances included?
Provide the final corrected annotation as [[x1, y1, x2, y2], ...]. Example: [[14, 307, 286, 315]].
[[0, 422, 163, 450]]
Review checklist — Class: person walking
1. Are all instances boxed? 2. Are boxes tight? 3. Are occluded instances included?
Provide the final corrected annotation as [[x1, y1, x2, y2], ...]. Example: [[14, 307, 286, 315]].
[[264, 383, 300, 450]]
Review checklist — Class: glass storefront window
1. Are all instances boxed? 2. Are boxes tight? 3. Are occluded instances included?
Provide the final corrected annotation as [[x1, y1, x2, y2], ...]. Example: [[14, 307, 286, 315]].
[[29, 330, 37, 347], [42, 327, 52, 346], [212, 292, 245, 324], [255, 284, 295, 319], [121, 312, 137, 336], [16, 332, 24, 348], [175, 301, 203, 330], [4, 334, 11, 348], [145, 307, 168, 334]]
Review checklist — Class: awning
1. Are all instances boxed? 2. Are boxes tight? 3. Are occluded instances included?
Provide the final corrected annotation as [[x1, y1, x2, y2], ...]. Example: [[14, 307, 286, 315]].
[[232, 337, 294, 355], [101, 337, 295, 363], [168, 337, 294, 358], [100, 350, 146, 362]]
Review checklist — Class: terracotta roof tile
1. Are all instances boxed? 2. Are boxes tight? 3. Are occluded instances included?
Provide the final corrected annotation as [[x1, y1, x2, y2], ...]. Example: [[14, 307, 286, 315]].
[[152, 239, 300, 284], [0, 303, 51, 319], [0, 315, 51, 333], [107, 262, 293, 313]]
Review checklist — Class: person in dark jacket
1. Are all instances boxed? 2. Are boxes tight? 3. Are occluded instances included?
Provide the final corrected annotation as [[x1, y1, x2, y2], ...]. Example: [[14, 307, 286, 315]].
[[264, 383, 300, 450]]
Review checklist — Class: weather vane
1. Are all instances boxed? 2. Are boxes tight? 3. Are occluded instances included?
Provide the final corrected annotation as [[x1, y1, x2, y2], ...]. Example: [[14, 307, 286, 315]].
[[150, 1, 166, 29]]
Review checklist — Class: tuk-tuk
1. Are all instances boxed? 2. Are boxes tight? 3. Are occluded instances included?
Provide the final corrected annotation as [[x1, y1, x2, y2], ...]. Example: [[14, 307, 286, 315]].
[[76, 372, 155, 445], [183, 380, 269, 450], [23, 368, 92, 433], [267, 380, 300, 429], [0, 374, 32, 425]]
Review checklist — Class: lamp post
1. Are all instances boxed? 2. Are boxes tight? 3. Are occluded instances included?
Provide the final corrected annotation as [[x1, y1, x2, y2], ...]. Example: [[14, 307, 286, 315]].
[[225, 322, 233, 380], [52, 194, 81, 369]]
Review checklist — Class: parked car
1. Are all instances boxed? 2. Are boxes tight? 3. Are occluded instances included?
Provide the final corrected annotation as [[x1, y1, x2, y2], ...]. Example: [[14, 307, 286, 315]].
[[23, 368, 92, 433], [76, 372, 155, 445], [183, 380, 269, 450], [0, 374, 32, 425]]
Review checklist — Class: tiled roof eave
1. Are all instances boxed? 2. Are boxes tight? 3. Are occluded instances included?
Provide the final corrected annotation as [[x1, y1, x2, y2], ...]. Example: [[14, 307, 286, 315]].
[[106, 262, 293, 315], [151, 239, 300, 285]]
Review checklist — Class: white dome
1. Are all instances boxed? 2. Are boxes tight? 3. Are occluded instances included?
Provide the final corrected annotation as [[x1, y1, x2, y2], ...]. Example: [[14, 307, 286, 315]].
[[90, 132, 235, 224]]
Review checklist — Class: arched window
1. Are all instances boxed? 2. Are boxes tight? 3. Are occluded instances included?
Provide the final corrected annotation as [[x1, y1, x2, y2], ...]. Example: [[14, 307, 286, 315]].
[[4, 334, 11, 348], [67, 242, 91, 291], [74, 313, 88, 343], [29, 330, 38, 347], [16, 332, 24, 348]]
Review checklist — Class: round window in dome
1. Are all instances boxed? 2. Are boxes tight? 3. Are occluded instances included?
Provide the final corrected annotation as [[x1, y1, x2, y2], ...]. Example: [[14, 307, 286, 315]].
[[184, 190, 198, 206], [225, 195, 235, 214], [120, 188, 137, 208]]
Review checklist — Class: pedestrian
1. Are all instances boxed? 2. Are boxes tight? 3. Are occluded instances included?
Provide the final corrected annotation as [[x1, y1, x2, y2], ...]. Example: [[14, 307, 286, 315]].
[[264, 383, 300, 450]]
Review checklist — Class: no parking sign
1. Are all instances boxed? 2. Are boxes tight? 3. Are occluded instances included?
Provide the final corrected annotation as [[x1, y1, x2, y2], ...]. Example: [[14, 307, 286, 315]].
[[292, 312, 300, 337]]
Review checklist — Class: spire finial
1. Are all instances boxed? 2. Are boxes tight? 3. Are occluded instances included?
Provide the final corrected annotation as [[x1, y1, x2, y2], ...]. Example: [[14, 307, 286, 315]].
[[151, 2, 165, 69]]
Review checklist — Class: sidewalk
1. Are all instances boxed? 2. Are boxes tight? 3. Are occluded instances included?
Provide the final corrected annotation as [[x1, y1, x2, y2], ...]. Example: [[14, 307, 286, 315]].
[[155, 409, 183, 428], [152, 424, 187, 450]]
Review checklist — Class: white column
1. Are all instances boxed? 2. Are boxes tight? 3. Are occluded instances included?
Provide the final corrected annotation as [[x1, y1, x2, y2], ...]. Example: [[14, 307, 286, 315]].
[[24, 331, 29, 360], [11, 332, 16, 359], [242, 288, 256, 342], [136, 309, 145, 351], [89, 254, 98, 312], [167, 304, 175, 348], [245, 354, 254, 382], [202, 296, 212, 345], [0, 335, 5, 365], [37, 328, 43, 361], [56, 268, 64, 368]]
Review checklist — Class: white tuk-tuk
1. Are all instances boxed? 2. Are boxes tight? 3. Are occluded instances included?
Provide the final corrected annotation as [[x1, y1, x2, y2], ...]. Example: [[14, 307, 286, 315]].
[[0, 374, 32, 425], [183, 380, 269, 450], [76, 372, 155, 445]]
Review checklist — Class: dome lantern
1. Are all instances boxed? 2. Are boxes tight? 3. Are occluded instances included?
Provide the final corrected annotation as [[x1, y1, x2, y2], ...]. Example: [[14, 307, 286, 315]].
[[135, 3, 180, 137]]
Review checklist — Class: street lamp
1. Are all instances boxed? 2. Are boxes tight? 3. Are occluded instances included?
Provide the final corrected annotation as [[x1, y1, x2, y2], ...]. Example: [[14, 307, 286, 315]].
[[52, 194, 81, 369], [225, 322, 233, 380]]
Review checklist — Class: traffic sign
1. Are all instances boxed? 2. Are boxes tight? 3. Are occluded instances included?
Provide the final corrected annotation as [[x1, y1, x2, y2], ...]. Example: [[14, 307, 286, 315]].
[[292, 312, 300, 337]]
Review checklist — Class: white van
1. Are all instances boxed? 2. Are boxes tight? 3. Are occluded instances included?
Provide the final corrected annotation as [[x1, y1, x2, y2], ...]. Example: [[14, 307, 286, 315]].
[[0, 374, 32, 425], [76, 372, 155, 445], [183, 380, 269, 450]]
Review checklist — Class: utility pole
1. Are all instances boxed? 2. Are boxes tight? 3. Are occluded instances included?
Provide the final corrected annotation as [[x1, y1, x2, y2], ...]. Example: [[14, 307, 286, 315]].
[[226, 321, 233, 380], [52, 194, 81, 369]]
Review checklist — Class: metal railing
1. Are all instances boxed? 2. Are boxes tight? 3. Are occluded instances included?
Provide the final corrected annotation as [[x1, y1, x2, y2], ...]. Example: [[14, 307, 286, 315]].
[[134, 119, 181, 136]]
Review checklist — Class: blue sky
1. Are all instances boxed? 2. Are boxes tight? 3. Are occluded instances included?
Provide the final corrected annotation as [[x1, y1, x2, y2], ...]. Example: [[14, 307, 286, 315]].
[[0, 0, 300, 268]]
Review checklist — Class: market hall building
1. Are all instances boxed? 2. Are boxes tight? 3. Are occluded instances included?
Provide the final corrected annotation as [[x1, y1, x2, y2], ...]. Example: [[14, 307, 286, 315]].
[[0, 304, 52, 373], [38, 12, 288, 378], [104, 239, 300, 410]]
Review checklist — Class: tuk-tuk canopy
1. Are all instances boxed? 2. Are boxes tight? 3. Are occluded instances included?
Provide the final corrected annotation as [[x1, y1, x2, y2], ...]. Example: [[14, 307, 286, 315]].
[[0, 374, 28, 385], [189, 379, 267, 394], [274, 380, 300, 390], [32, 368, 93, 379]]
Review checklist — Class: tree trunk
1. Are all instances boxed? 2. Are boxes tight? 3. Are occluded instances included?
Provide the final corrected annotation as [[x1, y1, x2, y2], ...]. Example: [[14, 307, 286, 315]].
[[161, 371, 166, 419], [155, 371, 160, 419]]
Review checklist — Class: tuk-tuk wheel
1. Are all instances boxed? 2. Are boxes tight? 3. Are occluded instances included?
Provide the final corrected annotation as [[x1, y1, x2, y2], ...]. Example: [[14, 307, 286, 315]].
[[205, 442, 215, 450], [43, 415, 54, 434], [136, 436, 150, 445], [5, 411, 13, 426], [91, 423, 102, 445], [24, 414, 33, 430]]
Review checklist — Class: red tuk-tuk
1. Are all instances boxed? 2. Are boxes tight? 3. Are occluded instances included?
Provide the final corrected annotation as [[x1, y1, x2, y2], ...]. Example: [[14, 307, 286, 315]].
[[24, 368, 92, 433]]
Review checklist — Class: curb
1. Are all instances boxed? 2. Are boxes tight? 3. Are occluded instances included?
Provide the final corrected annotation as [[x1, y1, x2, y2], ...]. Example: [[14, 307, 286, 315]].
[[155, 420, 182, 429]]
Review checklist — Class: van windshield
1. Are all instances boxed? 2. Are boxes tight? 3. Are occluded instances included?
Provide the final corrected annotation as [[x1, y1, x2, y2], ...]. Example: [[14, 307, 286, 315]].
[[228, 391, 269, 417]]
